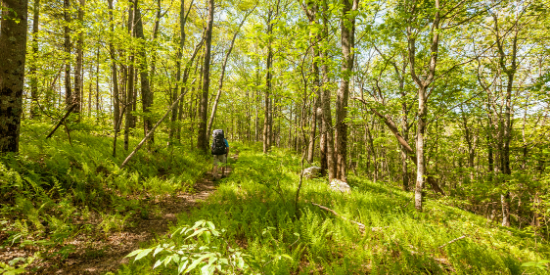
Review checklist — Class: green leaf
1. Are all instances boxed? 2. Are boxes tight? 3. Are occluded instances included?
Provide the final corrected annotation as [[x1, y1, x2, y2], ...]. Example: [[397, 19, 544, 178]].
[[178, 260, 189, 274], [134, 248, 153, 261], [153, 247, 163, 257], [200, 263, 215, 275], [185, 255, 210, 273], [163, 255, 173, 267], [185, 228, 208, 240], [153, 259, 163, 269], [126, 249, 142, 258]]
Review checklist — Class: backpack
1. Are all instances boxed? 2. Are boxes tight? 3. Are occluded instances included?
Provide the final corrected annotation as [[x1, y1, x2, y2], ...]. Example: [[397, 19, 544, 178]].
[[211, 129, 226, 155]]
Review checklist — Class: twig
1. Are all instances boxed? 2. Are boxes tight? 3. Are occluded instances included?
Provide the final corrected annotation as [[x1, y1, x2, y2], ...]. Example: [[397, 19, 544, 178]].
[[46, 104, 77, 139], [438, 234, 468, 249], [311, 202, 366, 233], [288, 236, 300, 248], [62, 121, 72, 146]]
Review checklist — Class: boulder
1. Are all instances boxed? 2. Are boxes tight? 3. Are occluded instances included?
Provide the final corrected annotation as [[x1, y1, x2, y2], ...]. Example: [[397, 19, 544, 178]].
[[329, 179, 351, 193], [302, 166, 322, 179]]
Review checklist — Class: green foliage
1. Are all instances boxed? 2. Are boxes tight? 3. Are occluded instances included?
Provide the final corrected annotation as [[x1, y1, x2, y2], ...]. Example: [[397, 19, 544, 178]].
[[119, 147, 550, 274], [0, 121, 211, 270], [0, 254, 36, 275], [127, 220, 252, 274]]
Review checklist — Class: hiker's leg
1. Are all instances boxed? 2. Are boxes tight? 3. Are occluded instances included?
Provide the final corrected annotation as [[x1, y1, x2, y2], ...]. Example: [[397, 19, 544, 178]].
[[212, 156, 219, 179], [221, 155, 227, 177]]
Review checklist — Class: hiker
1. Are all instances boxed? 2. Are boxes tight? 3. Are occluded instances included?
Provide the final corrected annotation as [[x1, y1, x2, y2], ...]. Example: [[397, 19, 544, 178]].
[[211, 129, 229, 180]]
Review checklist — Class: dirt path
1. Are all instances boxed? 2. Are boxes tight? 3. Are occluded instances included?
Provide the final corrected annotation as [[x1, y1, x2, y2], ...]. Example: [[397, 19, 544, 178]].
[[32, 154, 238, 274]]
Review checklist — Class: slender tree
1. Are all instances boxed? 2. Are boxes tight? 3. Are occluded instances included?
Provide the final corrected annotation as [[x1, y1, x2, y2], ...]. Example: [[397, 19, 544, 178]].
[[197, 0, 215, 152], [134, 0, 154, 145], [74, 0, 85, 118], [334, 0, 359, 181], [63, 0, 72, 108], [0, 0, 29, 154], [29, 0, 40, 119]]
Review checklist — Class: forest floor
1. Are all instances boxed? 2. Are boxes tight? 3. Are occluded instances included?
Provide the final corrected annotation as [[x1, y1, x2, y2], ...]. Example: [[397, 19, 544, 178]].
[[1, 153, 238, 275]]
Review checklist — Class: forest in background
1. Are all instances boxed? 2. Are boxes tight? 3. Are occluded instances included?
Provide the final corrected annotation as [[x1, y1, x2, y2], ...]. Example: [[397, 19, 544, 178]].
[[1, 0, 550, 273]]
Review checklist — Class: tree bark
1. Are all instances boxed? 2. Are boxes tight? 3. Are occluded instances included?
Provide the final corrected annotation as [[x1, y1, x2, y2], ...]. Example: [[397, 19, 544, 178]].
[[263, 9, 275, 153], [74, 0, 85, 118], [63, 0, 72, 108], [108, 0, 120, 132], [415, 86, 428, 211], [319, 0, 336, 180], [124, 3, 135, 151], [134, 1, 154, 145], [255, 65, 260, 142], [29, 0, 40, 119], [0, 0, 29, 154], [197, 0, 214, 152], [334, 0, 358, 181], [95, 42, 100, 121]]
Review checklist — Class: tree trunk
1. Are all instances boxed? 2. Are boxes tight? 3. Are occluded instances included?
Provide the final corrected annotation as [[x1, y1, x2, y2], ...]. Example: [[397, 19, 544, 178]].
[[170, 0, 188, 144], [63, 0, 72, 108], [134, 1, 154, 145], [263, 10, 274, 154], [74, 0, 85, 119], [150, 0, 161, 79], [0, 0, 29, 154], [320, 1, 336, 180], [398, 59, 409, 191], [124, 3, 135, 151], [334, 0, 357, 181], [406, 0, 442, 211], [197, 0, 214, 152], [307, 91, 319, 164], [30, 0, 40, 119], [255, 65, 260, 142], [365, 118, 378, 182], [108, 0, 119, 132], [95, 43, 100, 122], [415, 86, 427, 211]]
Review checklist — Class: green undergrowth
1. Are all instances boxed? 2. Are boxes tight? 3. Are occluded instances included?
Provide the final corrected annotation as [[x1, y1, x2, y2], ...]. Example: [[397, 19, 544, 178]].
[[0, 120, 210, 267], [119, 145, 550, 274]]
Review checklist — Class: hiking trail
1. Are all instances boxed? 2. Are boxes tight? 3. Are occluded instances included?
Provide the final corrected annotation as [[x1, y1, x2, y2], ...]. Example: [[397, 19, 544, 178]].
[[35, 153, 238, 274]]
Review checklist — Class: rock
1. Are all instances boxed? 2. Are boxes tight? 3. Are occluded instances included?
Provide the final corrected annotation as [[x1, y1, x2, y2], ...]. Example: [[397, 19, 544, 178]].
[[302, 166, 322, 179], [329, 179, 351, 193]]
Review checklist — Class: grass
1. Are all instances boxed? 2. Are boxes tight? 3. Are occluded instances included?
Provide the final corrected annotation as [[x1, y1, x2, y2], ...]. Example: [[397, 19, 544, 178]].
[[2, 121, 549, 274], [0, 120, 211, 271], [119, 146, 550, 274]]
